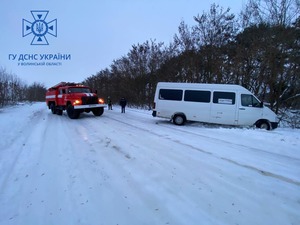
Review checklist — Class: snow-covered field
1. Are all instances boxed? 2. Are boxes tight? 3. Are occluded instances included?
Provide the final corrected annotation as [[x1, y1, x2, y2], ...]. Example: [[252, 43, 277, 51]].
[[0, 102, 299, 225]]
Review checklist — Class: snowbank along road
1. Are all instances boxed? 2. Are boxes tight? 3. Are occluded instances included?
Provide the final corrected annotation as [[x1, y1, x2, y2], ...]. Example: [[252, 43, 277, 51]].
[[0, 102, 299, 225]]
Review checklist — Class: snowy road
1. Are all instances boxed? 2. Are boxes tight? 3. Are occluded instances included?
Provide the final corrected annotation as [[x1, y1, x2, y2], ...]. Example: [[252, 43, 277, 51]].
[[0, 103, 300, 225]]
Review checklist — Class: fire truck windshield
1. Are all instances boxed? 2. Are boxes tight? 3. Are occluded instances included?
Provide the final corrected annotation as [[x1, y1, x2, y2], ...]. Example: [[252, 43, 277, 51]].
[[68, 88, 91, 93]]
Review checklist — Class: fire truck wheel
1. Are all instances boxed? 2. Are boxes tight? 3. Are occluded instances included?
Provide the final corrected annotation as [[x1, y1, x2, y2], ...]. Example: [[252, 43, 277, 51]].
[[50, 104, 56, 114], [92, 107, 104, 116], [67, 105, 80, 119]]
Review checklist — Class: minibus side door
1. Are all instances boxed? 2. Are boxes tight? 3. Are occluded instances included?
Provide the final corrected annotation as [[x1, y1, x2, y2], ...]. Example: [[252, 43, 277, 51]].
[[210, 91, 237, 125]]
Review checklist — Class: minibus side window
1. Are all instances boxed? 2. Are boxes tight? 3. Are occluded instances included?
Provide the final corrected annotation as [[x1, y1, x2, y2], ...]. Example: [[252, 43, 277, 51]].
[[213, 92, 235, 104], [184, 90, 211, 103], [241, 94, 261, 107], [159, 89, 183, 101]]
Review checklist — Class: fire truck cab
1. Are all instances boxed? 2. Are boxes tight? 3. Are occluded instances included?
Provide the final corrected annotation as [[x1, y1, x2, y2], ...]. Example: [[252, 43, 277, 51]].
[[46, 82, 106, 119]]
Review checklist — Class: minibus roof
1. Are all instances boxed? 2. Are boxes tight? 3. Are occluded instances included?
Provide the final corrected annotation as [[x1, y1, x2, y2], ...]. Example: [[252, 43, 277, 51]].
[[157, 82, 249, 92]]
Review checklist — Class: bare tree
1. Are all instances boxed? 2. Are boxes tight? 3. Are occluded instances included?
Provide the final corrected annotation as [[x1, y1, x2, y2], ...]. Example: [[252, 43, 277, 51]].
[[0, 67, 28, 106], [0, 67, 9, 107], [173, 21, 196, 52], [26, 82, 47, 102], [242, 0, 300, 26], [193, 4, 237, 47], [192, 4, 238, 83]]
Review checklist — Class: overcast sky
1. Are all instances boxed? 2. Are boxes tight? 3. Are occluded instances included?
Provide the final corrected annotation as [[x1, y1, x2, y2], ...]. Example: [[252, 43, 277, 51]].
[[1, 0, 245, 88]]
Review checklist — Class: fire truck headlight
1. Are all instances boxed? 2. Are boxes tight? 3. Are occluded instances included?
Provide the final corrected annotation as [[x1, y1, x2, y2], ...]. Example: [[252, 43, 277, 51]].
[[73, 99, 82, 105], [98, 98, 104, 104]]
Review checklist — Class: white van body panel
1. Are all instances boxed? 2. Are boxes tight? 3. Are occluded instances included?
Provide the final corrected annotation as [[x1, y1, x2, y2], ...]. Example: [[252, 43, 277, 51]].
[[152, 82, 278, 129]]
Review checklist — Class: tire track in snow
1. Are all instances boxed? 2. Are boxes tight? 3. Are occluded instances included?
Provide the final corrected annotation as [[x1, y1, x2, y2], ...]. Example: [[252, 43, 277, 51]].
[[221, 158, 300, 186], [156, 121, 300, 162], [0, 107, 46, 192], [104, 114, 300, 187]]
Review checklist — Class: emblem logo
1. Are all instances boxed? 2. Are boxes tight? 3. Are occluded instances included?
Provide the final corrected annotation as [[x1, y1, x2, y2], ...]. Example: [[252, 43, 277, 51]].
[[22, 10, 57, 45]]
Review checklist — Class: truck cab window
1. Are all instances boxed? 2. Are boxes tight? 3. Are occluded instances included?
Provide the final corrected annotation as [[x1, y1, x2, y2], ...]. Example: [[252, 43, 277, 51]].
[[69, 88, 91, 93]]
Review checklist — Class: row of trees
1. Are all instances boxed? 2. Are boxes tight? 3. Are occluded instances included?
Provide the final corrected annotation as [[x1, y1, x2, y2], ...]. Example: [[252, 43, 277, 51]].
[[84, 0, 300, 113], [0, 67, 46, 107]]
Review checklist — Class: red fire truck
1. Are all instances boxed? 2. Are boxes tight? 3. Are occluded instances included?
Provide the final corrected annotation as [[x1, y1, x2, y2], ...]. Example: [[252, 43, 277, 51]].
[[45, 82, 106, 119]]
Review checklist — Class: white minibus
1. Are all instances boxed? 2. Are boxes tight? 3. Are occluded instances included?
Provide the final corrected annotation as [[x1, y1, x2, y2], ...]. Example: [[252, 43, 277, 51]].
[[152, 82, 279, 130]]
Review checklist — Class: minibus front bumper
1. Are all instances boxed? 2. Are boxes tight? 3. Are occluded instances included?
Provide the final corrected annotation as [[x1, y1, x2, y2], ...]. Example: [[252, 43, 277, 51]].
[[271, 122, 278, 129]]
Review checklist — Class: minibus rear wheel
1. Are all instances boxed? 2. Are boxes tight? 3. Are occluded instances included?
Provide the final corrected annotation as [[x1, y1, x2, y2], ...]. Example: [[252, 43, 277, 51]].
[[173, 114, 186, 126]]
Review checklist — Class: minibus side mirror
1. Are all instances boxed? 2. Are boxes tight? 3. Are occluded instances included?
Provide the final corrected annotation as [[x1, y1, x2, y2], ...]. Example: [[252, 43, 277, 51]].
[[260, 102, 264, 108]]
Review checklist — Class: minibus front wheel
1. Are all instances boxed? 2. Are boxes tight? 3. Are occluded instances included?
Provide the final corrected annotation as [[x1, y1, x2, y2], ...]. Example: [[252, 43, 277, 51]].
[[173, 114, 186, 126], [256, 120, 271, 130]]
